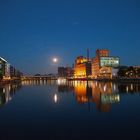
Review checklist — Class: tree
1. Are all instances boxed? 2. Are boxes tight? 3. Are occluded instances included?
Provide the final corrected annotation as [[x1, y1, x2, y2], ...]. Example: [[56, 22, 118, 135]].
[[137, 68, 140, 77], [118, 69, 127, 77], [125, 66, 137, 78], [0, 73, 3, 81]]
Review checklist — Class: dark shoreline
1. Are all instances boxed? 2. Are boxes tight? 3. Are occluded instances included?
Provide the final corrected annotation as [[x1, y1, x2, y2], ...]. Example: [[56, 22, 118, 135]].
[[1, 78, 140, 85], [67, 78, 140, 83]]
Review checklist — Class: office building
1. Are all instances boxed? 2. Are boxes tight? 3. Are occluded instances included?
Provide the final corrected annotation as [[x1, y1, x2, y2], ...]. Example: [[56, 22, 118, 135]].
[[0, 57, 7, 79], [58, 67, 73, 77], [92, 49, 120, 78], [74, 56, 92, 78]]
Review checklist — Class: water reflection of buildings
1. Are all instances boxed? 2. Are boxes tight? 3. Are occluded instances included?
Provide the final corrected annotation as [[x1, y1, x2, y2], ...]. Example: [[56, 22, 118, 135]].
[[0, 84, 21, 107], [75, 81, 120, 112], [22, 80, 140, 112], [58, 81, 121, 112], [118, 83, 140, 94], [21, 80, 57, 86]]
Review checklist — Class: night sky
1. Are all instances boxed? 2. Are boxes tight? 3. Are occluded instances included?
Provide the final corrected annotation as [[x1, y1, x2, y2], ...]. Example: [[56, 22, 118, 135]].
[[0, 0, 140, 75]]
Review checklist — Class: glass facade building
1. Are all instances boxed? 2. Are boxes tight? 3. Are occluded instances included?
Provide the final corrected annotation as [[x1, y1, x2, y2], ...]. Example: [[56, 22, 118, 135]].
[[100, 57, 119, 67]]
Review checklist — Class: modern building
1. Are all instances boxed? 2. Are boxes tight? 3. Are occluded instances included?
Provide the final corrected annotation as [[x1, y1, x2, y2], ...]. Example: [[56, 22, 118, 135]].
[[92, 49, 120, 79], [92, 50, 109, 78], [58, 67, 66, 77], [58, 67, 73, 77], [74, 56, 92, 78], [4, 63, 11, 80], [0, 57, 23, 80], [0, 57, 7, 79]]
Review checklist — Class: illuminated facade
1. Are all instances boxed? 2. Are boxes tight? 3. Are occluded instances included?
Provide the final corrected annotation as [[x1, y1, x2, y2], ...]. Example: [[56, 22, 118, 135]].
[[92, 49, 120, 78], [4, 63, 12, 80], [0, 57, 23, 80], [0, 57, 7, 79], [92, 49, 109, 78], [100, 57, 119, 67], [74, 56, 92, 78]]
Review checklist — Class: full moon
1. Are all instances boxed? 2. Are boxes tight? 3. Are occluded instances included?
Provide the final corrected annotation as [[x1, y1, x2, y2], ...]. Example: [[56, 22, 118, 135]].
[[53, 58, 58, 63]]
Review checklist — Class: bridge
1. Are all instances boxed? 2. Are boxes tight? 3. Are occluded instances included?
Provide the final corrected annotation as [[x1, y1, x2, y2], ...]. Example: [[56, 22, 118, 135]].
[[21, 76, 58, 81]]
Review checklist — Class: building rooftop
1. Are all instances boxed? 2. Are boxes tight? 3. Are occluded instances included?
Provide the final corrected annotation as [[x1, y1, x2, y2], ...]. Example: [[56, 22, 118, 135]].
[[0, 57, 7, 62]]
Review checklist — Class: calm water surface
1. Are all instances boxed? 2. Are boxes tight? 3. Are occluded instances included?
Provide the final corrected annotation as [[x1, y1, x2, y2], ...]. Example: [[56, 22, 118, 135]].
[[0, 80, 140, 140]]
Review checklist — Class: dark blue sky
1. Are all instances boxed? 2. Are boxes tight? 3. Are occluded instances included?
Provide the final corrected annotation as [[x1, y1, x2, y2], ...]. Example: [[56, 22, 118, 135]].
[[0, 0, 140, 74]]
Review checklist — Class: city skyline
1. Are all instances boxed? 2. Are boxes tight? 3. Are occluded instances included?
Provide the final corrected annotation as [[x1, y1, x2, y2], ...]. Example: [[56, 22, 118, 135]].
[[0, 0, 140, 74]]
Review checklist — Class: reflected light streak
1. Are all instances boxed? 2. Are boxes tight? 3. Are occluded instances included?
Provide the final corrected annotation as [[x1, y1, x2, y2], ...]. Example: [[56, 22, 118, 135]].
[[113, 84, 116, 91], [54, 94, 58, 103], [126, 86, 129, 93], [131, 84, 133, 90], [57, 78, 66, 85], [103, 84, 107, 92]]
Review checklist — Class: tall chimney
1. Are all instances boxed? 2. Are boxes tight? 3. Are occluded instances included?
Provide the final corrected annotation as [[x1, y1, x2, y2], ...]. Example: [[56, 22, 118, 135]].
[[87, 48, 89, 61]]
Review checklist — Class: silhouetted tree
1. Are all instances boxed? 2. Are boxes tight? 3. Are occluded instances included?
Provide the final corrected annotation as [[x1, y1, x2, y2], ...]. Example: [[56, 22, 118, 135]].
[[137, 68, 140, 77], [118, 69, 127, 77], [0, 73, 3, 81]]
